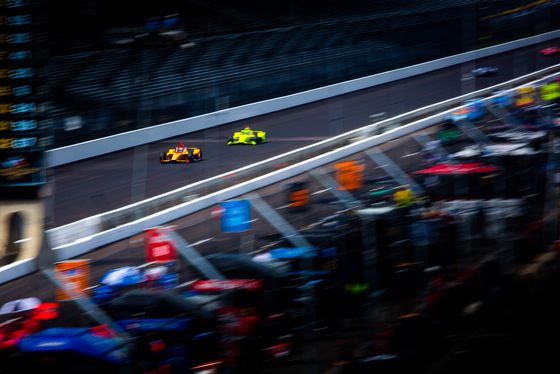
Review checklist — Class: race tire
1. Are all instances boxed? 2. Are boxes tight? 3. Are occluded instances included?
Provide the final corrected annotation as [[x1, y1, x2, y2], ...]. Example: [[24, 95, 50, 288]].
[[159, 152, 166, 163], [227, 137, 234, 145], [187, 149, 194, 162], [196, 150, 202, 161]]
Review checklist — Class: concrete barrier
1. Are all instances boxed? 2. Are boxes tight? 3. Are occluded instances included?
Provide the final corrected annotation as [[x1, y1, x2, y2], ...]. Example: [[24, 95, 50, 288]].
[[0, 258, 36, 285]]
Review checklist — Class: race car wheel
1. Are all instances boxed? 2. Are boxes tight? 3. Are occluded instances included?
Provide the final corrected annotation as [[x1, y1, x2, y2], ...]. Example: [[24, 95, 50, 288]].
[[227, 137, 234, 145], [187, 149, 194, 162], [197, 150, 202, 161], [159, 152, 166, 162]]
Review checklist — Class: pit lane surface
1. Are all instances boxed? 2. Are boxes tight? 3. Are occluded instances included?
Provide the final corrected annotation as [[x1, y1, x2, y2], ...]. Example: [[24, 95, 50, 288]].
[[49, 42, 560, 228]]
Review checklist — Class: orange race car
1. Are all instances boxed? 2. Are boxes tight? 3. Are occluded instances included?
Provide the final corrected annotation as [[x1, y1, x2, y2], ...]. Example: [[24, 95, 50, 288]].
[[159, 142, 202, 163]]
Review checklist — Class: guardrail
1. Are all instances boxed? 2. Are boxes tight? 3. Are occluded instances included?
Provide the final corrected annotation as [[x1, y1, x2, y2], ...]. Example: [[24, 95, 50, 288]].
[[46, 66, 560, 262], [45, 30, 560, 168]]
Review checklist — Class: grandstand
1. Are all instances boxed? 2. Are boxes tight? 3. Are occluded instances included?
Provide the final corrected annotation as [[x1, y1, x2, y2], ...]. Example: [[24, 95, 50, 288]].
[[46, 0, 560, 146]]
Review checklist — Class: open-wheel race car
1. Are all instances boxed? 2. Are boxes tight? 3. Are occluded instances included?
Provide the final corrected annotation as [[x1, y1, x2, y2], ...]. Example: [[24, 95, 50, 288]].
[[227, 126, 266, 145], [471, 66, 499, 76], [159, 142, 202, 163], [540, 46, 560, 55]]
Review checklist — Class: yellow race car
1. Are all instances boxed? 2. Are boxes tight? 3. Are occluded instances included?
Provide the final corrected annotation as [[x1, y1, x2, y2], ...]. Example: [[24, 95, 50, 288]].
[[227, 126, 266, 145], [159, 142, 202, 163]]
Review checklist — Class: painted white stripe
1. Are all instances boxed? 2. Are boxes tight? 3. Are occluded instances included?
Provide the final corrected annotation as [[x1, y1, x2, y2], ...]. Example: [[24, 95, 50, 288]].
[[312, 188, 331, 195], [401, 152, 420, 158], [191, 238, 214, 246], [13, 238, 31, 244]]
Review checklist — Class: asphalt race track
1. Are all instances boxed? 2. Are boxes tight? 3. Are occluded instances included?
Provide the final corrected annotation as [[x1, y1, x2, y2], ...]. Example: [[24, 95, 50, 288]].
[[49, 41, 560, 227]]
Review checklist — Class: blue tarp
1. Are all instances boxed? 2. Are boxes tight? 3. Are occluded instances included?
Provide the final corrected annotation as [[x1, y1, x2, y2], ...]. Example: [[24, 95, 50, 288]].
[[220, 200, 252, 232], [269, 247, 335, 259], [117, 318, 190, 332], [269, 247, 317, 259], [18, 327, 128, 364]]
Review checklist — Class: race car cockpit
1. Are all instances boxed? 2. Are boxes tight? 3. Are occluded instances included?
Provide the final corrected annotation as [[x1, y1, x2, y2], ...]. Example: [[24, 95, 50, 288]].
[[175, 142, 186, 153]]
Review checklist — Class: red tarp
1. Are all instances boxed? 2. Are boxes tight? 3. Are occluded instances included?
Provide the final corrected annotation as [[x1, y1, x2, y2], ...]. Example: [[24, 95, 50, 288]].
[[414, 163, 500, 174], [190, 279, 262, 291]]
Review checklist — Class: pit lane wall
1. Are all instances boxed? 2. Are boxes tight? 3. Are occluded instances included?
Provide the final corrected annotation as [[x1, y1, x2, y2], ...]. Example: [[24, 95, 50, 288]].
[[45, 30, 560, 168]]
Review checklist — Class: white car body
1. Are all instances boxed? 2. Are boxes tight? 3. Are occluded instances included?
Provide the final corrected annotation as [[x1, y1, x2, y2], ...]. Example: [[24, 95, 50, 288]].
[[472, 66, 499, 76]]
